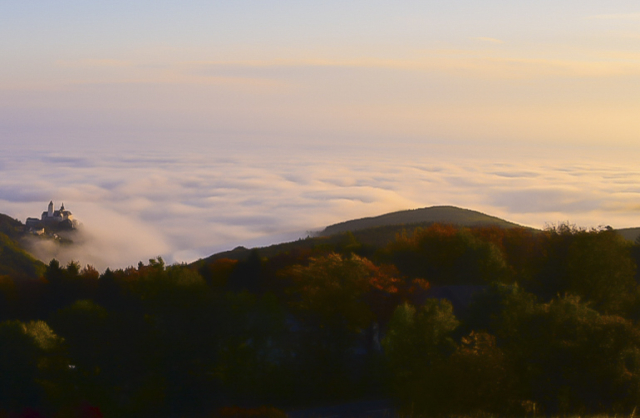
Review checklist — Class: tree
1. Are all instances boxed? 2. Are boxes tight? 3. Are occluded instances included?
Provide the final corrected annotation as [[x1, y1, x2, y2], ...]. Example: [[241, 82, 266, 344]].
[[383, 224, 510, 285], [283, 253, 403, 401], [471, 226, 543, 282], [464, 282, 538, 340], [498, 295, 640, 414], [0, 320, 65, 412], [286, 253, 377, 333], [41, 259, 99, 316], [214, 292, 287, 404], [199, 258, 238, 288], [445, 331, 512, 414], [382, 299, 460, 415], [531, 225, 637, 314], [227, 249, 263, 292]]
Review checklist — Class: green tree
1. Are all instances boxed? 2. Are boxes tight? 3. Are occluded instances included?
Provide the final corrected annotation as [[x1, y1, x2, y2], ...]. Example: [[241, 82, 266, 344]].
[[531, 225, 637, 314], [499, 295, 640, 414], [382, 299, 460, 415], [47, 300, 113, 409], [134, 259, 215, 415], [445, 331, 512, 414], [215, 292, 287, 403], [464, 282, 538, 340], [384, 224, 510, 285], [283, 253, 401, 401], [0, 320, 65, 412], [42, 259, 99, 316], [285, 253, 378, 333]]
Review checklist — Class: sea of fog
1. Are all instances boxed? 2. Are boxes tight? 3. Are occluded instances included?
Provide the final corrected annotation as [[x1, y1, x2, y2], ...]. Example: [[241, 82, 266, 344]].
[[2, 138, 640, 271]]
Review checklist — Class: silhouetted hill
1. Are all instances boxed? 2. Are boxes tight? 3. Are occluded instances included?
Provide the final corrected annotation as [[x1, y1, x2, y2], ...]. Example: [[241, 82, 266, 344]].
[[0, 213, 26, 240], [616, 227, 640, 242], [0, 214, 46, 279], [198, 206, 532, 263], [321, 206, 526, 236]]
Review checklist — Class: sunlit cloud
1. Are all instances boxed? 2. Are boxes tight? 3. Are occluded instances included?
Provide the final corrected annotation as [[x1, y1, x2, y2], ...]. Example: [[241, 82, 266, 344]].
[[3, 144, 640, 271], [6, 45, 640, 97], [185, 51, 640, 81]]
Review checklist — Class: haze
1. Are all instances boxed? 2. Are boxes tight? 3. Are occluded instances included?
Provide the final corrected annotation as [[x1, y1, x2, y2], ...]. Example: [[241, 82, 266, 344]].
[[2, 1, 640, 270]]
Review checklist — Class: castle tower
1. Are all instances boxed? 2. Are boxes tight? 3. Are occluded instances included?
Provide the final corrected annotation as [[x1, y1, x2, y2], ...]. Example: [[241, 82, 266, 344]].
[[48, 201, 54, 217]]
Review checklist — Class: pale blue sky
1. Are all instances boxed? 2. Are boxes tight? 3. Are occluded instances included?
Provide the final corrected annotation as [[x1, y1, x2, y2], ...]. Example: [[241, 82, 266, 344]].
[[2, 1, 637, 47]]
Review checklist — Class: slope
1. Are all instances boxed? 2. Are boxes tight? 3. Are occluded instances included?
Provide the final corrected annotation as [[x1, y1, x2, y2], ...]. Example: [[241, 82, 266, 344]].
[[321, 206, 526, 236], [0, 214, 47, 279], [199, 206, 531, 263], [616, 227, 640, 243]]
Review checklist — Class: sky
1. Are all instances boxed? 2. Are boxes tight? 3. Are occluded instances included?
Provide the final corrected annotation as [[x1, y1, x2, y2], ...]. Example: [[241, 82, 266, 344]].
[[1, 1, 640, 270]]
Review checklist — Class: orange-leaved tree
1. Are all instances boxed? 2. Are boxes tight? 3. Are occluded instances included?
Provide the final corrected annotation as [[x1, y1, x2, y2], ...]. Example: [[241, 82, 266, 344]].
[[282, 253, 407, 401]]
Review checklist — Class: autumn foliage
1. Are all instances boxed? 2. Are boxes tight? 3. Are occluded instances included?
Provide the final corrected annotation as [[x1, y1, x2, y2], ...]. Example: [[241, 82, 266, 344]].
[[1, 223, 640, 416]]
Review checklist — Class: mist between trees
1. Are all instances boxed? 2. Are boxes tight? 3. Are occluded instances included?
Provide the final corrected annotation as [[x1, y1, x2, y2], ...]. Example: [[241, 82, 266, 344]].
[[2, 223, 640, 417]]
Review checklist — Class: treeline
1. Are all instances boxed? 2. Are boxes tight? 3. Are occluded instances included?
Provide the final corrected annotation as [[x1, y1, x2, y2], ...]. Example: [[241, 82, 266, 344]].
[[2, 224, 640, 417]]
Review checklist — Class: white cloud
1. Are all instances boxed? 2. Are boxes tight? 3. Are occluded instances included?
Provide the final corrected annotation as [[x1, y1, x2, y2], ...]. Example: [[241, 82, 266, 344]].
[[3, 143, 640, 271]]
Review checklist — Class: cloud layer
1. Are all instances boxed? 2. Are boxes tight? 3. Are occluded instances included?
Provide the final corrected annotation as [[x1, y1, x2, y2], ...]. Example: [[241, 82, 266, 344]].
[[2, 142, 640, 271]]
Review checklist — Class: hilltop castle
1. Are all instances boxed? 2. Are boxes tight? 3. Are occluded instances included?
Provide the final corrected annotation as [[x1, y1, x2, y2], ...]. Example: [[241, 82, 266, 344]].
[[41, 201, 74, 223], [26, 201, 77, 232]]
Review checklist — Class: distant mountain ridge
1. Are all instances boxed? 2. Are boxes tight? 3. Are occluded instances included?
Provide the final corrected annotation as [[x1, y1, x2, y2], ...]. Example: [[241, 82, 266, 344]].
[[321, 205, 527, 236], [4, 206, 639, 276], [616, 227, 640, 242], [199, 206, 532, 263]]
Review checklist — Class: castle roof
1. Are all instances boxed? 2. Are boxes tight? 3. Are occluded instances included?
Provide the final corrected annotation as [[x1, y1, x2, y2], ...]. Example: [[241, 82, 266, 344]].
[[41, 201, 73, 219]]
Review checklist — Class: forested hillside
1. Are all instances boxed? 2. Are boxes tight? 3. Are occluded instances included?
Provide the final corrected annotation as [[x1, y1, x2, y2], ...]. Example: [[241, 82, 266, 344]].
[[202, 206, 533, 263], [3, 210, 640, 417], [0, 214, 46, 279], [321, 205, 526, 235]]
